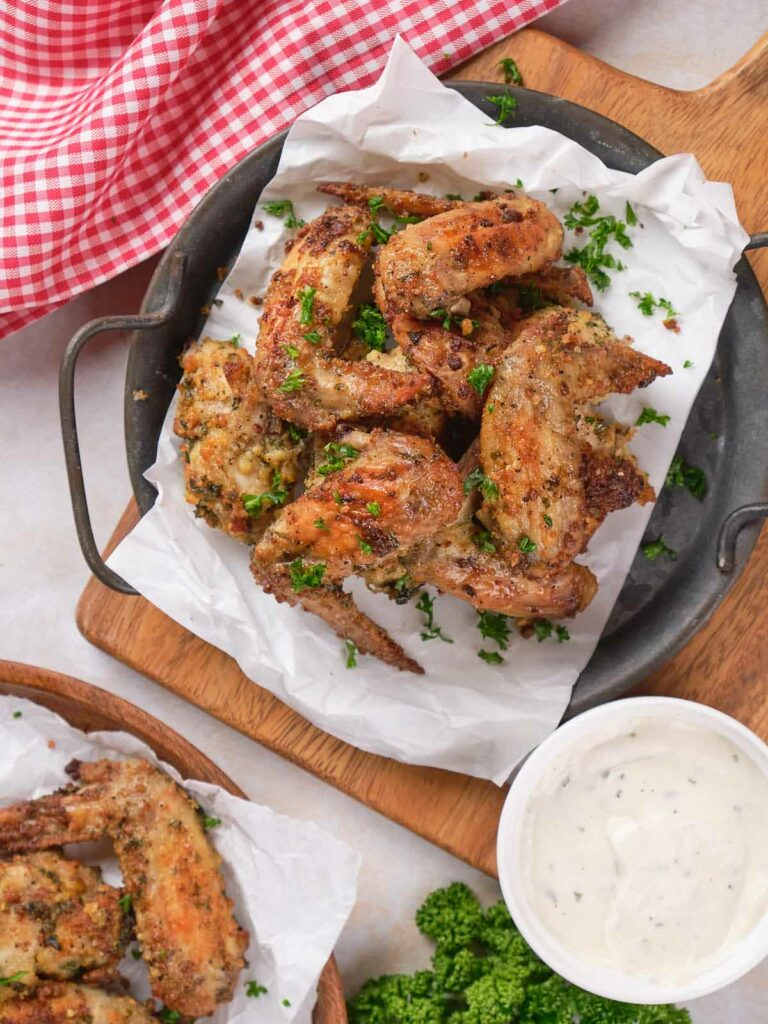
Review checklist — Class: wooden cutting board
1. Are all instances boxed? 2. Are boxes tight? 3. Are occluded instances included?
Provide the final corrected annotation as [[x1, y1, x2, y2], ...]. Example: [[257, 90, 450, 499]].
[[77, 29, 768, 879]]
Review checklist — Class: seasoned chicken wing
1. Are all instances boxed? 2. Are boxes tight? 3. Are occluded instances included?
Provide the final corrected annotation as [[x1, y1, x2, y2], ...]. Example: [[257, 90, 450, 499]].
[[175, 338, 304, 542], [251, 428, 464, 672], [318, 181, 459, 219], [365, 448, 597, 619], [0, 983, 156, 1024], [0, 760, 248, 1020], [0, 853, 128, 1000], [255, 205, 431, 430], [374, 195, 563, 319], [480, 307, 671, 568]]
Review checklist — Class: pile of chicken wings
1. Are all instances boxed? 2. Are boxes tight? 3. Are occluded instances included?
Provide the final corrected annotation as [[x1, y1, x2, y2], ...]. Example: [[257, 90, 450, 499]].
[[175, 184, 670, 673]]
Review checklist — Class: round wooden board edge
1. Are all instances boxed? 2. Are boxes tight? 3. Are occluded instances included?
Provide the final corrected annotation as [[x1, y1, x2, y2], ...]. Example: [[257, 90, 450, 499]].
[[0, 659, 347, 1024]]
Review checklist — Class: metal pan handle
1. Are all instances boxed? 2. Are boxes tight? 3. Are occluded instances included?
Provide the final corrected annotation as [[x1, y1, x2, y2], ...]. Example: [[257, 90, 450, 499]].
[[58, 252, 186, 595], [715, 231, 768, 572]]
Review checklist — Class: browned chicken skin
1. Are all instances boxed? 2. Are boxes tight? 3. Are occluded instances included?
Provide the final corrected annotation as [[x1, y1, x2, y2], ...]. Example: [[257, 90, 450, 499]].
[[251, 428, 464, 672], [480, 307, 671, 569], [0, 760, 248, 1019], [255, 204, 431, 430], [374, 195, 563, 319], [0, 983, 157, 1024], [0, 853, 129, 1000], [175, 337, 304, 542]]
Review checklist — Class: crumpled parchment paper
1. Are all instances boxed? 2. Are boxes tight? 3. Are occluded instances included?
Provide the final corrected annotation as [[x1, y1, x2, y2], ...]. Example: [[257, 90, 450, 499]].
[[108, 37, 748, 784]]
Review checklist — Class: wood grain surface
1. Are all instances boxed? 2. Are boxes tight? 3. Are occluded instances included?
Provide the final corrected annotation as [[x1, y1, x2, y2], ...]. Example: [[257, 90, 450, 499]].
[[77, 29, 768, 879], [0, 660, 345, 1024]]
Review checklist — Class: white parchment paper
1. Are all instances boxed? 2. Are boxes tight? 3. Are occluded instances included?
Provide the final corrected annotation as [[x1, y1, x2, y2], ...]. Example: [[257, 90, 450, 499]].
[[109, 38, 748, 784], [0, 696, 359, 1023]]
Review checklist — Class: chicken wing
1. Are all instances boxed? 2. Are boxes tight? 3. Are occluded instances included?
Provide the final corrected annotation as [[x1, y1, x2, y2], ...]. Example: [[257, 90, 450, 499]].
[[0, 852, 129, 1001], [0, 984, 156, 1024], [374, 195, 563, 319], [255, 205, 431, 430], [251, 428, 464, 672], [0, 760, 248, 1020], [479, 307, 671, 568], [317, 181, 458, 219], [175, 338, 304, 542]]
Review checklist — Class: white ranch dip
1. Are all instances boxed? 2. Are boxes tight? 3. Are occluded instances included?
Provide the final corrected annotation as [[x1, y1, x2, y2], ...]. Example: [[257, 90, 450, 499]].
[[520, 717, 768, 983]]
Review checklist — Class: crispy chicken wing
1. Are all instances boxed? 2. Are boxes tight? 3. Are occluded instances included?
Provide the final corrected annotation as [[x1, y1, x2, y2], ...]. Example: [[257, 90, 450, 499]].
[[174, 338, 304, 542], [374, 195, 563, 319], [0, 984, 156, 1024], [255, 205, 431, 430], [318, 181, 459, 219], [251, 428, 464, 672], [0, 853, 129, 1000], [0, 760, 248, 1020], [480, 307, 671, 568]]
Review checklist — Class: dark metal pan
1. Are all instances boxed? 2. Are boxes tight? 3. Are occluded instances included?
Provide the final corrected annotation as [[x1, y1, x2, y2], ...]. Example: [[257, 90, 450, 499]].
[[60, 83, 768, 714]]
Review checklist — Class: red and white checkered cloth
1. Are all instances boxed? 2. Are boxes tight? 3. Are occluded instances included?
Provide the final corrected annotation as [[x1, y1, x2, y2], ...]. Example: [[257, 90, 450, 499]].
[[0, 0, 566, 340]]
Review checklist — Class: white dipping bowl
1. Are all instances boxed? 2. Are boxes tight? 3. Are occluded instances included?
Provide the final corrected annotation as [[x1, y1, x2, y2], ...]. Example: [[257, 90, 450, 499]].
[[497, 696, 768, 1004]]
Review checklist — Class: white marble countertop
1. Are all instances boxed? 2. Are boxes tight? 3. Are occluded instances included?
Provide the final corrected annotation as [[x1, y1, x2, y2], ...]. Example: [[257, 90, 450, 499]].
[[1, 0, 766, 1017]]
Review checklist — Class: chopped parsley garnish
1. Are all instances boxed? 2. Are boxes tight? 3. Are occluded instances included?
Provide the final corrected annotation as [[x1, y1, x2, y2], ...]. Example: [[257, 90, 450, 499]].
[[445, 192, 464, 200], [297, 285, 316, 325], [487, 91, 518, 125], [642, 536, 677, 561], [532, 618, 553, 641], [683, 359, 694, 369], [313, 518, 327, 530], [287, 422, 307, 443], [555, 624, 570, 642], [242, 471, 288, 515], [478, 650, 504, 665], [625, 201, 638, 226], [344, 639, 358, 669], [629, 291, 680, 318], [393, 573, 414, 600], [245, 980, 268, 998], [12, 711, 21, 719], [366, 501, 381, 517], [282, 344, 299, 359], [463, 469, 499, 501], [303, 330, 322, 345], [316, 441, 360, 476], [352, 304, 388, 351], [636, 406, 670, 427], [332, 490, 343, 505], [517, 534, 536, 554], [203, 815, 221, 829], [159, 1010, 182, 1023], [543, 514, 553, 528], [516, 283, 548, 311], [498, 57, 523, 85], [0, 972, 27, 987], [282, 998, 292, 1007], [477, 610, 510, 650], [357, 196, 421, 246], [467, 363, 494, 396], [131, 947, 142, 960], [263, 199, 304, 229], [429, 308, 478, 333], [358, 537, 373, 555], [228, 333, 241, 347], [472, 527, 496, 553], [564, 194, 633, 291], [416, 592, 453, 643], [279, 368, 305, 393], [666, 454, 706, 500], [289, 559, 326, 593], [118, 893, 133, 913]]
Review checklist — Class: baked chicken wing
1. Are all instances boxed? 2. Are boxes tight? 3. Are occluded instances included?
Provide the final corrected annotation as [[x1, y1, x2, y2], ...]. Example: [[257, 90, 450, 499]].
[[255, 204, 431, 430], [479, 307, 671, 568], [175, 337, 304, 542], [251, 428, 464, 672], [374, 195, 563, 319], [0, 760, 248, 1020], [0, 853, 129, 1000], [0, 983, 156, 1024]]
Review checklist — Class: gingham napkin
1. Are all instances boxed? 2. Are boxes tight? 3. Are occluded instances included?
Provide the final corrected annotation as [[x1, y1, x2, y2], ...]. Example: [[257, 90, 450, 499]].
[[0, 0, 566, 341]]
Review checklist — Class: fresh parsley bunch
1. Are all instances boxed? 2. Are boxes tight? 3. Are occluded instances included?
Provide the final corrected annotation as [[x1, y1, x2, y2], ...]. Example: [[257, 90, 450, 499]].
[[348, 882, 690, 1024]]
